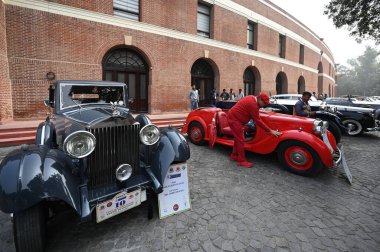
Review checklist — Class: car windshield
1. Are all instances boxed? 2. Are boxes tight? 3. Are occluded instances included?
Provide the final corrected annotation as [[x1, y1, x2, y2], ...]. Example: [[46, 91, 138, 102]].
[[60, 84, 125, 109]]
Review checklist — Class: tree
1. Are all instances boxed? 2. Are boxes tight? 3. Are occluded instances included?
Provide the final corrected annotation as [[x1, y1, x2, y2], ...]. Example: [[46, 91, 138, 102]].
[[336, 46, 380, 96], [324, 0, 380, 44]]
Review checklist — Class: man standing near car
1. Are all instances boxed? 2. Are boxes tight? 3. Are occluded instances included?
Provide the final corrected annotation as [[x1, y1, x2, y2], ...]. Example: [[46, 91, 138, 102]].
[[189, 85, 199, 111], [227, 94, 282, 168], [294, 91, 316, 117]]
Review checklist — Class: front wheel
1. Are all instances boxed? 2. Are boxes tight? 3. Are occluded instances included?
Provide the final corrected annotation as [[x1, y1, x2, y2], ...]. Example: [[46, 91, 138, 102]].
[[277, 140, 323, 176], [188, 122, 205, 145], [342, 119, 363, 136], [13, 204, 47, 252]]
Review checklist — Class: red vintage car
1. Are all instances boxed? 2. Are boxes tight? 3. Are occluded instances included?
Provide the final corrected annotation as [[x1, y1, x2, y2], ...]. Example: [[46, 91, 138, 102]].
[[181, 106, 343, 176]]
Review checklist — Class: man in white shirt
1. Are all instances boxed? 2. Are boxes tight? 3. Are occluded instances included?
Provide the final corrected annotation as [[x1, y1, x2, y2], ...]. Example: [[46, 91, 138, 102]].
[[189, 85, 199, 110], [237, 88, 244, 100]]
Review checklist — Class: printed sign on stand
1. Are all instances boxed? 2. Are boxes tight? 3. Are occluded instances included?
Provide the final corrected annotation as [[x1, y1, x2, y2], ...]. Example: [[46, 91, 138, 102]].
[[158, 162, 191, 219]]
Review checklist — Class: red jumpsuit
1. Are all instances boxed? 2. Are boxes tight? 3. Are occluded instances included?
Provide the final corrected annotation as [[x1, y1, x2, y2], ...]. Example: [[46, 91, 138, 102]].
[[227, 96, 271, 162]]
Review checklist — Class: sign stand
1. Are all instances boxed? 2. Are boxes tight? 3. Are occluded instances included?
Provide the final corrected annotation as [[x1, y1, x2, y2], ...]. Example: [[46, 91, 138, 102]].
[[158, 163, 191, 219]]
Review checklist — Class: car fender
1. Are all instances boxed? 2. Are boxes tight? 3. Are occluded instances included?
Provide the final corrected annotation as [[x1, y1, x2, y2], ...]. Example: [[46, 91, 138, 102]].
[[186, 116, 208, 135], [277, 130, 334, 168], [36, 120, 56, 147], [0, 145, 81, 214], [150, 128, 190, 185], [135, 114, 152, 128]]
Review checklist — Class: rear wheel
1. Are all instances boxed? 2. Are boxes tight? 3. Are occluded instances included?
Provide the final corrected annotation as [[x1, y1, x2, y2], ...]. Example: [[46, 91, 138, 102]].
[[188, 122, 205, 145], [13, 204, 46, 252], [277, 140, 323, 176], [326, 121, 341, 143], [342, 119, 363, 136]]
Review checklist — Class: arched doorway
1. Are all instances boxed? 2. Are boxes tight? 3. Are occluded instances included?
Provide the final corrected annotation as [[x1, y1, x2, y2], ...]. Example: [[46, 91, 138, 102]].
[[243, 67, 261, 96], [191, 59, 215, 106], [103, 47, 149, 113], [276, 72, 288, 94], [317, 62, 323, 96], [297, 76, 305, 94]]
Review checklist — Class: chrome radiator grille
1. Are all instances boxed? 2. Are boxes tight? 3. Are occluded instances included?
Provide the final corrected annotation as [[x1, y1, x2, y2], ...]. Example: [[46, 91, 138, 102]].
[[87, 123, 140, 189]]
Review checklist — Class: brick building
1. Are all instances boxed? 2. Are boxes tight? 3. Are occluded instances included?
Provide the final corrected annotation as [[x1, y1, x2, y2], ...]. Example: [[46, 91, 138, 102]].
[[0, 0, 336, 123]]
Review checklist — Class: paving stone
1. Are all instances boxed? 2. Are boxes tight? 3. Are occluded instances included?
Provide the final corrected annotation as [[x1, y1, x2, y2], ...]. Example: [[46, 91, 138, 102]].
[[1, 134, 380, 252]]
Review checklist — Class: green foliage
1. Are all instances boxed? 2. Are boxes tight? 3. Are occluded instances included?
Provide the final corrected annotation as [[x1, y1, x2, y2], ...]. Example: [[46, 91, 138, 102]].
[[324, 0, 380, 43], [336, 46, 380, 96]]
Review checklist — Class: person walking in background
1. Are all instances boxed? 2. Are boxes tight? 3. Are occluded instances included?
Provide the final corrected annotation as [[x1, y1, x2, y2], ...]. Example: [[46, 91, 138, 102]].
[[220, 89, 229, 101], [227, 94, 282, 168], [237, 89, 244, 100], [189, 85, 199, 111], [229, 88, 236, 100]]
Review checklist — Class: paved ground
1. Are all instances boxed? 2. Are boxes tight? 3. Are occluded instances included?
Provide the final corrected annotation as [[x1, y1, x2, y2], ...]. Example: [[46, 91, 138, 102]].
[[0, 132, 379, 252]]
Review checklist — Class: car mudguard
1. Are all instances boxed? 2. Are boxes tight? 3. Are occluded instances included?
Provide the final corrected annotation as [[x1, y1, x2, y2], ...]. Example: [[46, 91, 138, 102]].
[[135, 114, 152, 128], [182, 116, 207, 135], [0, 145, 81, 214], [36, 120, 56, 147], [150, 128, 190, 185], [315, 111, 347, 132], [276, 130, 334, 168]]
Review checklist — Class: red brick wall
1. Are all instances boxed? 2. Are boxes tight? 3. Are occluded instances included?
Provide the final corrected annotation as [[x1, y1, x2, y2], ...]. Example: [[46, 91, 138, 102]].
[[0, 2, 13, 123], [4, 1, 335, 119]]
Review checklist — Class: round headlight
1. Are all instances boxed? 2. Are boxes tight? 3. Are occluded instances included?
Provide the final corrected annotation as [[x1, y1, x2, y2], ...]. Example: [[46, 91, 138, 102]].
[[313, 119, 323, 133], [139, 124, 160, 145], [63, 131, 96, 158]]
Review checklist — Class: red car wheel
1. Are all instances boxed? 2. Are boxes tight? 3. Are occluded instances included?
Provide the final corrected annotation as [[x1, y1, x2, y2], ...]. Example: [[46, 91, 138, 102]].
[[284, 146, 313, 171], [188, 122, 205, 145], [277, 140, 323, 176]]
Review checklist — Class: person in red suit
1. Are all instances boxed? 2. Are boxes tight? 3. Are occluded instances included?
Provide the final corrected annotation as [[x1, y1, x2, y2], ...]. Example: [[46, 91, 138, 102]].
[[227, 94, 282, 168]]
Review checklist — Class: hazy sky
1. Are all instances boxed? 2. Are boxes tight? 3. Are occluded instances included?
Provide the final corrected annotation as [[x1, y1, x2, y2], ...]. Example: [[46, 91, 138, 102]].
[[269, 0, 378, 66]]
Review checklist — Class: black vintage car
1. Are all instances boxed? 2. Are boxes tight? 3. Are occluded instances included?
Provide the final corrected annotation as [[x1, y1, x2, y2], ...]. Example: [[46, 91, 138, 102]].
[[0, 80, 190, 252], [263, 95, 347, 143], [321, 103, 380, 136]]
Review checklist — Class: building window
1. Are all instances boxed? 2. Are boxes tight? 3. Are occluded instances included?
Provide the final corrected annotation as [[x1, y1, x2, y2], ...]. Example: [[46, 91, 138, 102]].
[[278, 34, 286, 58], [114, 0, 140, 21], [197, 3, 211, 38], [299, 44, 304, 64], [247, 21, 257, 50]]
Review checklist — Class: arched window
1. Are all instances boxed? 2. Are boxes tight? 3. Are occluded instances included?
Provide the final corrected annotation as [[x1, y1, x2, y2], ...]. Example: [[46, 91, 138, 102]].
[[191, 59, 215, 106], [276, 72, 288, 94], [103, 48, 149, 112], [243, 68, 255, 96], [297, 76, 305, 94]]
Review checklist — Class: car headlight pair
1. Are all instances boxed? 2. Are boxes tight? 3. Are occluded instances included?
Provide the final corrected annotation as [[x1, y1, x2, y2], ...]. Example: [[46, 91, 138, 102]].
[[63, 124, 160, 158], [139, 124, 160, 145]]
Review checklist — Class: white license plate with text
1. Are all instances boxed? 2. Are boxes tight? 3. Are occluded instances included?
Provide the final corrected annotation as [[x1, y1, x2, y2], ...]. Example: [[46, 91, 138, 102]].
[[96, 189, 145, 223]]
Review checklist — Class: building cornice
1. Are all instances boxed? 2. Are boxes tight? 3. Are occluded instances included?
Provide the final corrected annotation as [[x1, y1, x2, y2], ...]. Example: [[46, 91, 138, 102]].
[[4, 0, 327, 76], [211, 0, 335, 66], [319, 73, 335, 83]]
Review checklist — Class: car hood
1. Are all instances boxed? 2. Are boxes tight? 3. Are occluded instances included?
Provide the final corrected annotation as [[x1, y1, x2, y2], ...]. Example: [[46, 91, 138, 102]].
[[62, 106, 130, 126], [260, 111, 315, 131]]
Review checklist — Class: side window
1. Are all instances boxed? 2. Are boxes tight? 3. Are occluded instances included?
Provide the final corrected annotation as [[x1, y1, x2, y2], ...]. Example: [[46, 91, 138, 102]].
[[197, 3, 211, 38], [113, 0, 140, 21], [247, 21, 257, 50], [278, 34, 286, 58]]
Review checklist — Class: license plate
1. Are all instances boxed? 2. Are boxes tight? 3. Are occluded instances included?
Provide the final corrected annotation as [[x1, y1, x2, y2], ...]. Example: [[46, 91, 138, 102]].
[[96, 189, 144, 223]]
